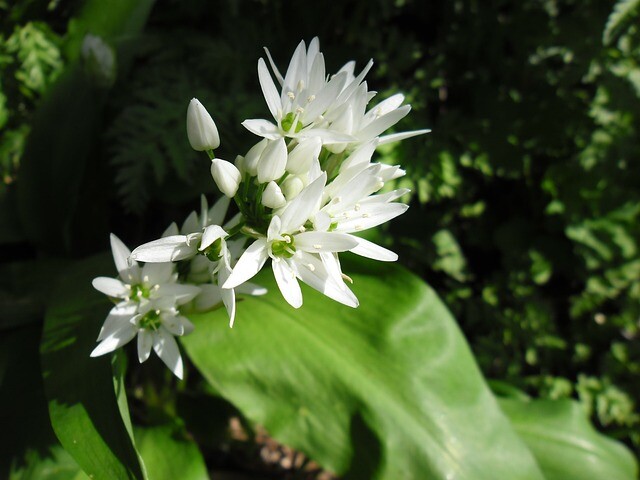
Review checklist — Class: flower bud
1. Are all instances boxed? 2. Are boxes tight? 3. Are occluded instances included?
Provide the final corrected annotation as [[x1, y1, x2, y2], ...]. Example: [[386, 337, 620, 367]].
[[210, 159, 241, 198], [257, 138, 287, 184], [262, 181, 286, 209], [286, 137, 322, 174], [187, 98, 220, 151], [234, 155, 245, 174], [244, 139, 268, 176], [281, 175, 305, 200]]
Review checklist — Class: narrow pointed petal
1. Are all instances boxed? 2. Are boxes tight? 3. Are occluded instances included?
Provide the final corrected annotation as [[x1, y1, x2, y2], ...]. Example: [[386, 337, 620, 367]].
[[364, 93, 405, 123], [208, 196, 231, 226], [360, 188, 411, 204], [280, 173, 326, 233], [181, 211, 199, 234], [160, 313, 185, 336], [263, 47, 284, 85], [286, 137, 321, 175], [295, 231, 358, 253], [137, 330, 153, 362], [162, 222, 179, 237], [281, 40, 307, 105], [90, 324, 137, 357], [357, 105, 411, 141], [307, 52, 325, 94], [242, 119, 281, 140], [223, 239, 269, 289], [92, 277, 129, 298], [304, 72, 347, 121], [349, 235, 398, 261], [335, 203, 409, 233], [340, 139, 378, 172], [153, 330, 183, 379], [218, 265, 237, 327], [258, 58, 282, 120], [110, 234, 131, 278], [297, 128, 354, 144], [130, 235, 198, 262], [295, 252, 359, 308], [378, 128, 431, 145], [97, 304, 137, 341], [272, 258, 302, 308]]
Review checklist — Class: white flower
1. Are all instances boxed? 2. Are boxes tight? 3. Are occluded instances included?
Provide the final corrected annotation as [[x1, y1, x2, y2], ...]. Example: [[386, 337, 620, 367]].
[[242, 38, 360, 146], [187, 98, 220, 151], [211, 158, 241, 197], [223, 173, 359, 308], [90, 234, 200, 379]]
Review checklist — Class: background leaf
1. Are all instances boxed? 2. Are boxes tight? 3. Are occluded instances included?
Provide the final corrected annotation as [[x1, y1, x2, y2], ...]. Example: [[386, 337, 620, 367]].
[[40, 255, 145, 480], [182, 259, 544, 479], [134, 425, 208, 480], [500, 397, 638, 480]]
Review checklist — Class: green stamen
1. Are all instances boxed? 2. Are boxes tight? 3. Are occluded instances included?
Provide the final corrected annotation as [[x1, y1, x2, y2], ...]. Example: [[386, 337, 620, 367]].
[[139, 310, 161, 330], [271, 234, 296, 258], [281, 112, 303, 133]]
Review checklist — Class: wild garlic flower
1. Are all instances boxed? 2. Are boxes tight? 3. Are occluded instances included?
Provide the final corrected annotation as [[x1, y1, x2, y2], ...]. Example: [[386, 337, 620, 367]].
[[91, 234, 200, 379], [93, 38, 428, 370]]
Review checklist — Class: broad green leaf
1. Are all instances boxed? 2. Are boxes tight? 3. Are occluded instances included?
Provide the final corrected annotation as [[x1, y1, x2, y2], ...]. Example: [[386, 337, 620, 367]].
[[134, 425, 208, 480], [182, 260, 544, 479], [40, 255, 145, 480], [500, 397, 638, 480]]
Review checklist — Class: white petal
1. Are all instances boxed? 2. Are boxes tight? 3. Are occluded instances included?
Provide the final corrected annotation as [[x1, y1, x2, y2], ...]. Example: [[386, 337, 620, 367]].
[[335, 203, 409, 233], [294, 252, 358, 308], [242, 119, 281, 140], [281, 40, 307, 105], [155, 283, 201, 304], [194, 284, 223, 311], [349, 235, 398, 262], [207, 196, 231, 226], [211, 159, 241, 198], [357, 105, 411, 141], [340, 139, 377, 172], [360, 188, 410, 204], [153, 329, 183, 379], [97, 304, 137, 341], [142, 262, 174, 285], [235, 281, 268, 296], [262, 181, 286, 209], [267, 215, 282, 242], [295, 231, 358, 253], [272, 258, 302, 308], [258, 58, 282, 120], [364, 93, 405, 123], [279, 173, 326, 233], [218, 265, 237, 327], [304, 72, 347, 121], [109, 234, 131, 279], [263, 47, 284, 86], [137, 330, 153, 362], [90, 324, 137, 357], [92, 277, 129, 298], [222, 239, 269, 289], [130, 235, 199, 262], [162, 222, 179, 237], [181, 316, 195, 335], [160, 313, 185, 336], [378, 128, 431, 145], [297, 128, 354, 144], [307, 52, 325, 95], [181, 211, 199, 234], [286, 137, 321, 175], [199, 225, 228, 251]]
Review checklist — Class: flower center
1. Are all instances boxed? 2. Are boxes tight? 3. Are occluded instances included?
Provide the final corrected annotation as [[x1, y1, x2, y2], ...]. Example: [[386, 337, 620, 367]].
[[130, 283, 151, 300], [281, 112, 303, 133], [202, 238, 223, 262], [138, 310, 161, 330], [271, 234, 296, 258]]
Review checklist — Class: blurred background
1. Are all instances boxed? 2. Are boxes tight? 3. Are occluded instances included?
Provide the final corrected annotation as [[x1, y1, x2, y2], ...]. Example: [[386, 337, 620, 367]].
[[1, 0, 639, 468]]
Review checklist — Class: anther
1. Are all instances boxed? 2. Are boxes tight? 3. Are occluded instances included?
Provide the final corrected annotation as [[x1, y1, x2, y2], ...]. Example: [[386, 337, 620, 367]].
[[362, 213, 370, 218], [342, 273, 354, 284], [354, 224, 363, 231], [296, 106, 304, 114], [287, 91, 295, 100], [307, 95, 316, 103], [307, 263, 316, 271], [313, 244, 323, 249], [299, 226, 306, 232], [354, 203, 361, 211]]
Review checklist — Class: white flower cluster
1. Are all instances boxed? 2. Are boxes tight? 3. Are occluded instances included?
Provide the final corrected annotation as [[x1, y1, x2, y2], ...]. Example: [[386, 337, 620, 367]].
[[91, 38, 428, 378]]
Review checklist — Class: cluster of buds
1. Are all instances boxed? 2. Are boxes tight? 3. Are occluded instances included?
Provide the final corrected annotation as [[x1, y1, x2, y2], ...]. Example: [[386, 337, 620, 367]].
[[91, 38, 429, 377]]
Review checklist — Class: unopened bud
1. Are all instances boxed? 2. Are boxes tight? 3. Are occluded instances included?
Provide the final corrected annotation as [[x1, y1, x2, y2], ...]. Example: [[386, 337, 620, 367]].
[[210, 159, 241, 197], [244, 139, 268, 176], [286, 137, 321, 174], [257, 138, 287, 184], [187, 98, 220, 151], [262, 181, 287, 209], [281, 175, 305, 200]]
